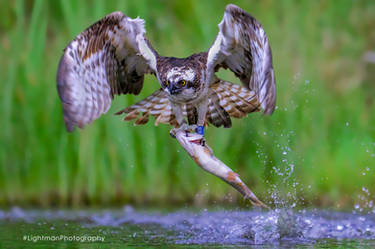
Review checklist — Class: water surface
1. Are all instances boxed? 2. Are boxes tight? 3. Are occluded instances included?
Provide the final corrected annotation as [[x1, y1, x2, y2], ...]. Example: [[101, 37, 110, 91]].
[[0, 207, 374, 248]]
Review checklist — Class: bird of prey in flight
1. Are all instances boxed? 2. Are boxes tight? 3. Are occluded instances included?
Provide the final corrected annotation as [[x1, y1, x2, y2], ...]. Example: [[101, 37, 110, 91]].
[[57, 4, 276, 144]]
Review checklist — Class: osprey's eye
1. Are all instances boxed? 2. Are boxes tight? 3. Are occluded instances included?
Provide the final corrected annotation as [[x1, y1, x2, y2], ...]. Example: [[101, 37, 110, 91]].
[[165, 80, 169, 87], [180, 80, 186, 86]]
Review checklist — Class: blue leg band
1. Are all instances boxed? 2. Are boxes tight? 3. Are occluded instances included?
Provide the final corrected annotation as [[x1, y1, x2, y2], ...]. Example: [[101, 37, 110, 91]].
[[196, 126, 204, 135]]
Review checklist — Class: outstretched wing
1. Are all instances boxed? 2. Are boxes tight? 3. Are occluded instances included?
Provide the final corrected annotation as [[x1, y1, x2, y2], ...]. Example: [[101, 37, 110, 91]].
[[206, 4, 276, 114], [57, 11, 158, 132]]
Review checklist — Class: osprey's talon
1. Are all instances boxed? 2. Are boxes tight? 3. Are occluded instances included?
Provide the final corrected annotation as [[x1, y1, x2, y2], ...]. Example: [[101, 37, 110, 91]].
[[200, 137, 206, 146], [189, 136, 205, 146], [171, 124, 203, 138], [187, 124, 198, 132], [180, 123, 189, 131], [170, 123, 189, 138], [169, 129, 177, 138]]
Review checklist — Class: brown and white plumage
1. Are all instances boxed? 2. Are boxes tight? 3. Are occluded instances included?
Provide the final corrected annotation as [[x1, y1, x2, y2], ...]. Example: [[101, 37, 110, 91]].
[[57, 4, 275, 133], [116, 81, 260, 128], [206, 4, 276, 114], [57, 12, 157, 131]]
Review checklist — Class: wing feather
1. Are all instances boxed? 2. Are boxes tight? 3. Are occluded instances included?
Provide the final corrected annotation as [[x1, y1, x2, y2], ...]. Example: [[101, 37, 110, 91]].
[[209, 81, 260, 124], [57, 11, 158, 131], [206, 4, 276, 114]]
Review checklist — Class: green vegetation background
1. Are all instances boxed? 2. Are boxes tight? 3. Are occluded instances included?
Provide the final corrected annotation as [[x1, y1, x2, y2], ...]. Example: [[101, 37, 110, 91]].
[[0, 0, 374, 208]]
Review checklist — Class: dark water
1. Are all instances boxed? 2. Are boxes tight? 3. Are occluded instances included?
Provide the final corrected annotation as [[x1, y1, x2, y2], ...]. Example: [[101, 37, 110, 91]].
[[0, 207, 374, 248]]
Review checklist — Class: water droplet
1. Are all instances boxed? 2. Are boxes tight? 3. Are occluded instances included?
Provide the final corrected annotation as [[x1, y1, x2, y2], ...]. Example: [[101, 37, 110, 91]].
[[290, 164, 294, 172], [369, 201, 374, 208], [362, 187, 370, 196], [345, 122, 349, 126], [336, 225, 343, 230], [282, 151, 287, 155]]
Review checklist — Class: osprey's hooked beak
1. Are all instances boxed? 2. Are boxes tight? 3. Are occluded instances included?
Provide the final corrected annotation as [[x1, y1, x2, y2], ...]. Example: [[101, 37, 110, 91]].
[[167, 83, 181, 95]]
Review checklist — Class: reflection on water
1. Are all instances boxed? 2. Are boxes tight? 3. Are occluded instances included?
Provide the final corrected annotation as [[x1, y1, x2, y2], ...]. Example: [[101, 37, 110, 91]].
[[0, 206, 375, 248]]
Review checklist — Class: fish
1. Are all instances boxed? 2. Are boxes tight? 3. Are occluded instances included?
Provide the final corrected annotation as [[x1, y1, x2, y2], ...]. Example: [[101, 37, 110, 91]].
[[175, 130, 269, 209]]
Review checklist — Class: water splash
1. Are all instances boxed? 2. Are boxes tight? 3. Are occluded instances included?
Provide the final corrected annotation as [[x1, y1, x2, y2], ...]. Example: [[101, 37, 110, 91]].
[[1, 207, 375, 246]]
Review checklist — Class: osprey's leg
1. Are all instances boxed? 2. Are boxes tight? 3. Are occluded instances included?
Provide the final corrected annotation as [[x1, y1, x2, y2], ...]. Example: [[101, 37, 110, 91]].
[[195, 99, 208, 139], [169, 104, 196, 138]]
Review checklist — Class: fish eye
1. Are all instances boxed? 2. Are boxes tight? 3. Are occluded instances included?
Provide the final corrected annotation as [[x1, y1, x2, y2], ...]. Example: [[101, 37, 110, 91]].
[[165, 80, 169, 87], [180, 80, 186, 86]]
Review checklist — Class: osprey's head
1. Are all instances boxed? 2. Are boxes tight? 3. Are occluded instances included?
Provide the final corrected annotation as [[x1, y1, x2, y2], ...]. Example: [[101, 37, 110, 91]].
[[161, 67, 198, 96]]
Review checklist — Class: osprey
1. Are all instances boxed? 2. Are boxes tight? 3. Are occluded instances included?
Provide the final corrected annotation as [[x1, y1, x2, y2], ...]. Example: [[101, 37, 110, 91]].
[[57, 4, 276, 142]]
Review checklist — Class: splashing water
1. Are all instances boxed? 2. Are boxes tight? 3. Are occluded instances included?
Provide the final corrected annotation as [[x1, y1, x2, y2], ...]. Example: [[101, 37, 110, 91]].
[[1, 207, 375, 247]]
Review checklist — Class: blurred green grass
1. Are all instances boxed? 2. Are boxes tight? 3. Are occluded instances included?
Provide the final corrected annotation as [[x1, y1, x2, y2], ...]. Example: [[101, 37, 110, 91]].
[[0, 0, 375, 208]]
